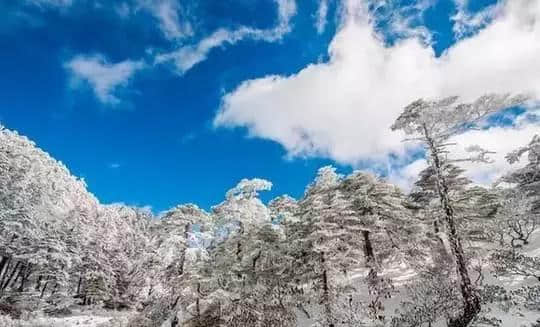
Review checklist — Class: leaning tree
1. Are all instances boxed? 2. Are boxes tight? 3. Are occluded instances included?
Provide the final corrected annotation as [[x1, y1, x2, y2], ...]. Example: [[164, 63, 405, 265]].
[[391, 93, 528, 327]]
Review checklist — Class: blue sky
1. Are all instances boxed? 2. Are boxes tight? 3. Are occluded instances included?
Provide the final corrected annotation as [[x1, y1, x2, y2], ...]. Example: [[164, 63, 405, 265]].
[[1, 0, 539, 212]]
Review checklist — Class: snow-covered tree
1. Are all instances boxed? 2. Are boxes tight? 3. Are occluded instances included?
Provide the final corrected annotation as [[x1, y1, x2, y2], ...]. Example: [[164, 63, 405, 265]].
[[391, 93, 527, 327], [287, 167, 366, 325], [504, 134, 540, 208]]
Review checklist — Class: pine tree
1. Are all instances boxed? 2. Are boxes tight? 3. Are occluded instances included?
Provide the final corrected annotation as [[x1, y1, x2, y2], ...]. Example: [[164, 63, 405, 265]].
[[391, 93, 527, 327]]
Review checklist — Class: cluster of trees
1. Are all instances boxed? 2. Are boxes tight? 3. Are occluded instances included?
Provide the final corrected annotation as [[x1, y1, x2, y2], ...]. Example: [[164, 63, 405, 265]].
[[0, 126, 154, 314], [0, 93, 539, 327]]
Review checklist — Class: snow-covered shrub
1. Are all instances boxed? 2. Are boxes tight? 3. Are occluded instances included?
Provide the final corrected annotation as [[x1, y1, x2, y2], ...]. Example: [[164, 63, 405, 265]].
[[127, 299, 172, 327], [0, 314, 16, 327], [98, 315, 129, 327]]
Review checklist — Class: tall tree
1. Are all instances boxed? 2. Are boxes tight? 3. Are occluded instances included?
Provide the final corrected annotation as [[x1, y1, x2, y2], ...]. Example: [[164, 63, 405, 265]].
[[391, 93, 527, 327]]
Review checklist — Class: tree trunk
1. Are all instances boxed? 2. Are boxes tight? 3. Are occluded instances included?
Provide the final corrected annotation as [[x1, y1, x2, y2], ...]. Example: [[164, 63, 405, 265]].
[[2, 261, 21, 291], [196, 282, 202, 323], [362, 230, 376, 265], [424, 125, 481, 327], [40, 281, 49, 299], [52, 282, 58, 295], [0, 256, 9, 279], [76, 275, 82, 296], [18, 264, 32, 292], [35, 275, 42, 291], [320, 252, 333, 326], [9, 264, 25, 290], [0, 257, 12, 288]]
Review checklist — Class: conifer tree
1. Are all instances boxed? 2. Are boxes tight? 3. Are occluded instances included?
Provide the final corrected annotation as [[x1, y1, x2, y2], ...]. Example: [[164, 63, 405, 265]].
[[391, 93, 527, 327]]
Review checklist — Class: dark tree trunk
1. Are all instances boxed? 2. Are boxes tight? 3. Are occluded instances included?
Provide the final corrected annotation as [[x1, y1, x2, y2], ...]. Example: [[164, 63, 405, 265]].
[[0, 258, 12, 288], [0, 256, 9, 279], [196, 282, 202, 323], [424, 125, 481, 327], [9, 264, 25, 290], [2, 261, 21, 291], [35, 275, 42, 291], [76, 275, 82, 296], [320, 252, 332, 326], [18, 264, 32, 292], [362, 230, 376, 265], [171, 295, 181, 310], [40, 281, 49, 299]]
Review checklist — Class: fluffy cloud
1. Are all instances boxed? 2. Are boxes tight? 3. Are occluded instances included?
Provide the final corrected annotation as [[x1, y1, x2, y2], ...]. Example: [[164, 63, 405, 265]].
[[215, 0, 540, 186], [449, 121, 539, 185], [387, 158, 428, 191], [155, 0, 297, 74], [65, 54, 145, 105]]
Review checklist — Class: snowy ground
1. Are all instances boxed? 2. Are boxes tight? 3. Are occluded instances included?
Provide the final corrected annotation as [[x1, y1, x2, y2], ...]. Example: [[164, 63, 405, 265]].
[[0, 310, 131, 327], [297, 232, 540, 327], [24, 315, 113, 327], [3, 234, 539, 327]]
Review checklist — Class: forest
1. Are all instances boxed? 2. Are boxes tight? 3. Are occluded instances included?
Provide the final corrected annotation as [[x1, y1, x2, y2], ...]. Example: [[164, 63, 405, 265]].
[[0, 94, 539, 326]]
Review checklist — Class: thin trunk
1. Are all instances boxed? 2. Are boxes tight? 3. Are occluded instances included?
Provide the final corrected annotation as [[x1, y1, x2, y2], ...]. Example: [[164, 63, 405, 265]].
[[196, 298, 201, 323], [18, 264, 32, 292], [178, 223, 190, 277], [9, 264, 25, 290], [363, 230, 378, 280], [321, 252, 333, 326], [35, 275, 42, 291], [424, 125, 480, 327], [362, 230, 375, 264], [385, 229, 399, 249], [76, 275, 82, 296], [0, 256, 9, 279], [297, 304, 311, 319], [171, 295, 181, 309], [196, 282, 201, 323], [0, 258, 12, 288], [52, 282, 58, 295], [40, 280, 49, 299], [252, 250, 261, 270], [2, 261, 21, 291]]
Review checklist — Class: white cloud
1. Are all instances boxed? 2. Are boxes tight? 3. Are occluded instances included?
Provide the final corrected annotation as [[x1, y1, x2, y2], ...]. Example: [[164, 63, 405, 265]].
[[155, 0, 297, 74], [25, 0, 73, 8], [139, 0, 193, 40], [387, 158, 427, 191], [65, 54, 145, 105], [369, 0, 435, 44], [215, 0, 540, 186], [449, 123, 539, 186], [109, 163, 121, 169], [113, 1, 192, 40], [451, 0, 502, 38], [390, 122, 539, 189], [315, 0, 329, 34]]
